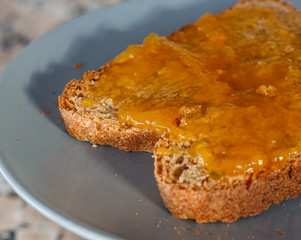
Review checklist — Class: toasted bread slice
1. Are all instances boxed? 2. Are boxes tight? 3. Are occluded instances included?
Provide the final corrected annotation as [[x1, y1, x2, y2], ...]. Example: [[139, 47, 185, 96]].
[[154, 139, 301, 223], [59, 0, 301, 222], [59, 69, 160, 152], [154, 0, 301, 223]]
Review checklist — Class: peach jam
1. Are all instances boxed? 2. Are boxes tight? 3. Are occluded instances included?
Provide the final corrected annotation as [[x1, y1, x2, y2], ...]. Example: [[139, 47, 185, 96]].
[[84, 6, 301, 177]]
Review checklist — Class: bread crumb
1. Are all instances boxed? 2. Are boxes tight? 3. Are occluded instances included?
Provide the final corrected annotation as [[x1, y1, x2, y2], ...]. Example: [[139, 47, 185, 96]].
[[135, 211, 138, 216], [92, 144, 97, 148], [217, 236, 221, 240], [173, 226, 181, 235], [138, 198, 142, 202], [58, 117, 63, 124], [19, 105, 22, 108], [16, 139, 21, 143], [180, 225, 186, 232], [46, 110, 50, 115], [264, 233, 269, 237], [115, 173, 118, 176], [226, 223, 230, 227], [166, 226, 169, 231], [53, 101, 58, 107], [193, 230, 200, 236], [74, 64, 83, 70], [40, 108, 45, 116], [275, 230, 286, 235], [225, 231, 228, 235], [156, 224, 160, 228]]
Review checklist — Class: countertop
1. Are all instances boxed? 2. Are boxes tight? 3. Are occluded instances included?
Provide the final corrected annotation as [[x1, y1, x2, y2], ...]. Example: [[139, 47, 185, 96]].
[[0, 1, 124, 239]]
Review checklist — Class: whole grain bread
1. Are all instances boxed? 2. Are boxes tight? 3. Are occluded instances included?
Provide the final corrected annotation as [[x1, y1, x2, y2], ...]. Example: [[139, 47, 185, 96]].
[[59, 69, 160, 152], [59, 0, 301, 223], [154, 0, 301, 223], [154, 139, 301, 223]]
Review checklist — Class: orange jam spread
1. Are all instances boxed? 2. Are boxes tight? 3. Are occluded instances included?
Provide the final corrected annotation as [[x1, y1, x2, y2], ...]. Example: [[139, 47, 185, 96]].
[[84, 6, 301, 177]]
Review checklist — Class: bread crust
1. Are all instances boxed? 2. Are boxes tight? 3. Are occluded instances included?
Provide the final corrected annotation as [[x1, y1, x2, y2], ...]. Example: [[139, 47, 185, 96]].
[[59, 0, 301, 223], [234, 0, 295, 12], [154, 149, 301, 223], [59, 79, 160, 152], [153, 0, 301, 223]]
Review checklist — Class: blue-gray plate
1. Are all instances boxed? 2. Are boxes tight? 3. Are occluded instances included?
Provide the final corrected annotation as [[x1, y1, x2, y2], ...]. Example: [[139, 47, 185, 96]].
[[1, 0, 301, 239]]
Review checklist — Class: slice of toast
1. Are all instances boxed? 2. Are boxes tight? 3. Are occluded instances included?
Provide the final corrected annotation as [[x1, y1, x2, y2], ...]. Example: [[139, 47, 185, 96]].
[[154, 139, 301, 223], [59, 0, 301, 222], [59, 72, 160, 152]]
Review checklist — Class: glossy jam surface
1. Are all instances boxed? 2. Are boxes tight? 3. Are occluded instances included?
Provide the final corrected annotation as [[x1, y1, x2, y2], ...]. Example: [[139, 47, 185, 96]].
[[84, 7, 301, 177]]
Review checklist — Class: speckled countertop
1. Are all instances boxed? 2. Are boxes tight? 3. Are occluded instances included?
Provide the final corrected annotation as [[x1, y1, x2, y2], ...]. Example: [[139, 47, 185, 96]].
[[0, 1, 124, 239]]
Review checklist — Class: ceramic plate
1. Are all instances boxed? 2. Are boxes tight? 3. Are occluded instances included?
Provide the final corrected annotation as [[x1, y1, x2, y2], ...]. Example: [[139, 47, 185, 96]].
[[1, 0, 301, 239]]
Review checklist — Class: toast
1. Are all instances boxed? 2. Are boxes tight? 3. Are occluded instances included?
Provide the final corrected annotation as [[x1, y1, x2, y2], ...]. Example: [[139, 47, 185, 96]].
[[59, 0, 301, 223], [59, 71, 160, 152]]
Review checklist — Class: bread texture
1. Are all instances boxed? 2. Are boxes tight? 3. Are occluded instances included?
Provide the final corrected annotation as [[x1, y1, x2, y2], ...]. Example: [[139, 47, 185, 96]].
[[153, 0, 301, 223], [59, 70, 160, 152], [154, 139, 301, 223], [59, 0, 301, 223]]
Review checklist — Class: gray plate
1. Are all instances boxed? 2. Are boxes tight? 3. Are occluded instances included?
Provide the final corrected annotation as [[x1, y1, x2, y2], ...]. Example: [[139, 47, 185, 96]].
[[1, 0, 301, 239]]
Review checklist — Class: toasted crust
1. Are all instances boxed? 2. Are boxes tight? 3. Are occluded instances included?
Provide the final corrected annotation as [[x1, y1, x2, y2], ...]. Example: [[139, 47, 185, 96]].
[[59, 0, 301, 223], [154, 144, 301, 223], [59, 78, 160, 152], [234, 0, 295, 12], [153, 0, 301, 223]]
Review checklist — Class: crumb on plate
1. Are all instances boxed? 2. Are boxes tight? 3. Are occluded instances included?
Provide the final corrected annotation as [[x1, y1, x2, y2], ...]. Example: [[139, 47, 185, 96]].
[[73, 64, 83, 70]]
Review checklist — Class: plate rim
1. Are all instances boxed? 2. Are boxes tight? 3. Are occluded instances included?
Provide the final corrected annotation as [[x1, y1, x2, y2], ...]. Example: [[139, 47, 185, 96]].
[[0, 164, 117, 240]]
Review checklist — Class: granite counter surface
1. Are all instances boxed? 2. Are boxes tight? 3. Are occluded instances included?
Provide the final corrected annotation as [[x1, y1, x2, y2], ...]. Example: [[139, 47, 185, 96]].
[[0, 1, 124, 239]]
